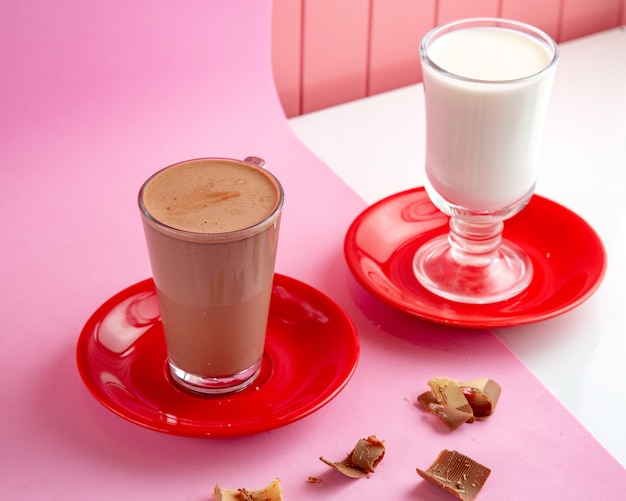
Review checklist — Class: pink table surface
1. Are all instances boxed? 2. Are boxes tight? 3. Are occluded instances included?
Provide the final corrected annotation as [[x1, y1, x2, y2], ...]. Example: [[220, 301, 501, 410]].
[[1, 1, 623, 499]]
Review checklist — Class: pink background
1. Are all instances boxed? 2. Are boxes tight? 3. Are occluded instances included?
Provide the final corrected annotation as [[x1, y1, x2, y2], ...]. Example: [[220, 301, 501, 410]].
[[272, 0, 626, 116], [1, 1, 624, 499]]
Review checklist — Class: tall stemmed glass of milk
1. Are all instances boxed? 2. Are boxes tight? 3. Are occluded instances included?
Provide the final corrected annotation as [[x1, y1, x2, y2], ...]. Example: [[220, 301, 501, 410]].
[[413, 18, 558, 304]]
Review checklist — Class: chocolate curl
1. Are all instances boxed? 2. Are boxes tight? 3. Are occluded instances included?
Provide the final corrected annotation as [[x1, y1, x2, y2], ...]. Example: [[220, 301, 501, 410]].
[[213, 478, 283, 501], [417, 390, 438, 408], [418, 377, 474, 428], [426, 403, 474, 430], [460, 378, 501, 420], [418, 377, 502, 428], [417, 450, 491, 501], [320, 435, 385, 478], [428, 377, 474, 418]]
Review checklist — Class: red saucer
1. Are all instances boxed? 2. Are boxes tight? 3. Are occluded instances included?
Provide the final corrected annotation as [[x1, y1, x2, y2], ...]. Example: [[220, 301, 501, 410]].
[[76, 274, 359, 437], [344, 187, 606, 328]]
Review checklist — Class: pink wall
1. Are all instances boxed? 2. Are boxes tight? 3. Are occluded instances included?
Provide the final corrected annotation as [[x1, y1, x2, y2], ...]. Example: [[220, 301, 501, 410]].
[[560, 0, 623, 40], [300, 0, 370, 113], [368, 0, 435, 96], [272, 0, 626, 117], [271, 0, 302, 121]]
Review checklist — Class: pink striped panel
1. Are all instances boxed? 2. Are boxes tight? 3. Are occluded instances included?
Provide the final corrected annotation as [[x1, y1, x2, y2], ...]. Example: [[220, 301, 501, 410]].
[[436, 0, 500, 24], [271, 0, 626, 116], [560, 0, 623, 41], [368, 0, 436, 95], [501, 0, 562, 41], [271, 0, 302, 117], [301, 0, 370, 114]]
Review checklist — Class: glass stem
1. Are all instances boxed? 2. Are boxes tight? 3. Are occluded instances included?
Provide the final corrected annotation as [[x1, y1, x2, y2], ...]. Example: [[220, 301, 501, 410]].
[[448, 217, 504, 267]]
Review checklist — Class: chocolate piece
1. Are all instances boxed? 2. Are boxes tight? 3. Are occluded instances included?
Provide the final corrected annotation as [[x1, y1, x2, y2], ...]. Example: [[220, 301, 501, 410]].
[[460, 378, 501, 420], [418, 377, 501, 428], [426, 403, 474, 430], [418, 377, 474, 428], [428, 377, 474, 418], [320, 435, 385, 478], [213, 478, 283, 501], [417, 390, 438, 408], [416, 450, 490, 501]]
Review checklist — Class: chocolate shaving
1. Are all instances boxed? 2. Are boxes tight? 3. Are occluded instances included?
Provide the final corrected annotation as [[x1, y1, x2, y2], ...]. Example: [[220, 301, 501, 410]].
[[426, 403, 474, 430], [428, 377, 474, 420], [418, 377, 501, 428], [460, 378, 501, 420], [417, 390, 438, 408], [417, 450, 490, 501], [320, 435, 385, 478], [213, 478, 283, 501]]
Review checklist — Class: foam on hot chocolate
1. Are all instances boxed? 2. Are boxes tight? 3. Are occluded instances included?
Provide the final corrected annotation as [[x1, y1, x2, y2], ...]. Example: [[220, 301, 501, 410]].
[[141, 158, 281, 235]]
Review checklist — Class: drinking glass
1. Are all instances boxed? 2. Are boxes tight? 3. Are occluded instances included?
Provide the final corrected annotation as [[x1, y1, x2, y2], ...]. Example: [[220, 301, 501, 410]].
[[139, 157, 283, 394], [413, 18, 558, 304]]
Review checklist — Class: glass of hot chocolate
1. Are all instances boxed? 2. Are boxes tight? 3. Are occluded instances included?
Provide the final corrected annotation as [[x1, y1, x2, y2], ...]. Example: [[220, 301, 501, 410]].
[[139, 157, 283, 394], [413, 18, 558, 304]]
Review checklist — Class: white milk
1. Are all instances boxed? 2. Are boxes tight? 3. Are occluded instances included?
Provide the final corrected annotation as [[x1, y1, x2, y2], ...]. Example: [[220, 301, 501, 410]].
[[422, 26, 557, 211]]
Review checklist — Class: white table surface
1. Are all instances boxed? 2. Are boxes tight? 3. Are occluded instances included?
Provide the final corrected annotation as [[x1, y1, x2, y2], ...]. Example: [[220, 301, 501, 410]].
[[290, 27, 626, 467]]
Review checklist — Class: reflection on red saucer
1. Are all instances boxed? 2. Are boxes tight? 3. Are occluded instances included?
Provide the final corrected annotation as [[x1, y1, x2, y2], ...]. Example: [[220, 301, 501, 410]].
[[76, 274, 359, 437], [344, 187, 606, 328]]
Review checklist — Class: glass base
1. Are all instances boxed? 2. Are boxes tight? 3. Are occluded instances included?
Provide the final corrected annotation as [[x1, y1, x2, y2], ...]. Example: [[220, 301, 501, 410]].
[[169, 359, 262, 395], [413, 234, 533, 304]]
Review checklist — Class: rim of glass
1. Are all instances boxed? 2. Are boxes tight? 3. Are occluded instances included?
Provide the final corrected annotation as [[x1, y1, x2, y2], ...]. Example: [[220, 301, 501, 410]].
[[420, 17, 559, 85], [138, 158, 284, 241]]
